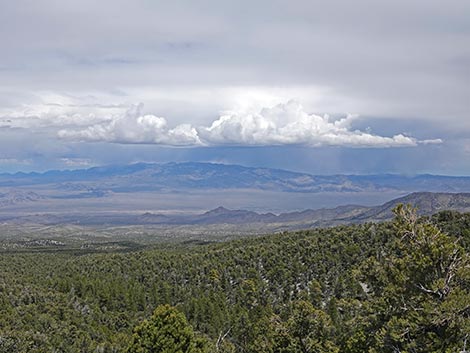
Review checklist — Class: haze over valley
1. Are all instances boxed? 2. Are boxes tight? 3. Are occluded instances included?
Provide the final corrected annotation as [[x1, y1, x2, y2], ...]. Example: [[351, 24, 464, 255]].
[[1, 162, 470, 219]]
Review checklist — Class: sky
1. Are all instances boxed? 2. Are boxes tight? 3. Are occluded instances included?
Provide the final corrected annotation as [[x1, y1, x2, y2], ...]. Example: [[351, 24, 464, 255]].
[[0, 0, 469, 175]]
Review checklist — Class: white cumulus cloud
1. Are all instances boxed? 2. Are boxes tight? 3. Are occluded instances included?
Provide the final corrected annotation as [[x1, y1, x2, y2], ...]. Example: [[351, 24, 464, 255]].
[[56, 100, 439, 148], [198, 100, 419, 147], [58, 103, 201, 146]]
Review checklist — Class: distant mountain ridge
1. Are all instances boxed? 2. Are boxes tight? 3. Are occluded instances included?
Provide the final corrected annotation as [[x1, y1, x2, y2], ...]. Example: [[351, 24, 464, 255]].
[[1, 162, 470, 194], [5, 192, 470, 228], [139, 192, 470, 227], [351, 192, 470, 221], [0, 190, 43, 207]]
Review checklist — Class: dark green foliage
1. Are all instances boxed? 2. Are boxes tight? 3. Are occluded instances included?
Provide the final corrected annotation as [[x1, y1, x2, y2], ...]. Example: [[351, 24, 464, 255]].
[[0, 207, 469, 352], [271, 300, 339, 353], [127, 304, 208, 353]]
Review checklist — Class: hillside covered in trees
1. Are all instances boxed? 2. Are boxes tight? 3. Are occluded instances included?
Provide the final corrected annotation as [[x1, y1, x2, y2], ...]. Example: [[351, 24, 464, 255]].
[[0, 207, 469, 352]]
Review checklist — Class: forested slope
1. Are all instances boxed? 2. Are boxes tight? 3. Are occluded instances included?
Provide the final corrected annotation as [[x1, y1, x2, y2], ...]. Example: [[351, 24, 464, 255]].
[[0, 208, 469, 352]]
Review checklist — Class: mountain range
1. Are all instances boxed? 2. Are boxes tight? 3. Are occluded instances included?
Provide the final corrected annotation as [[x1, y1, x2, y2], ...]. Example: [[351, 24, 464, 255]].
[[1, 162, 470, 228], [149, 191, 470, 227], [1, 162, 470, 194], [3, 192, 470, 230]]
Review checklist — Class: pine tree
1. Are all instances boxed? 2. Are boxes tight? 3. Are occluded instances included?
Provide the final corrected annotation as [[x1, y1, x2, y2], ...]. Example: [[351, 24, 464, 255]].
[[127, 304, 209, 353]]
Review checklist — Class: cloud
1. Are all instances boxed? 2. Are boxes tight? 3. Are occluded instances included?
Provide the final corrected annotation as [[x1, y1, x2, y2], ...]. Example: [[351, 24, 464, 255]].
[[58, 101, 439, 148], [199, 100, 418, 147], [419, 139, 444, 145], [0, 92, 124, 129], [0, 158, 32, 165], [2, 0, 469, 126], [58, 103, 201, 146], [60, 158, 94, 167]]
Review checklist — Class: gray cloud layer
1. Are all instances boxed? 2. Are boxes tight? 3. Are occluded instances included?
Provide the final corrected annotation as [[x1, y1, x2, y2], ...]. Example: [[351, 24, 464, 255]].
[[0, 0, 467, 173], [1, 0, 469, 125]]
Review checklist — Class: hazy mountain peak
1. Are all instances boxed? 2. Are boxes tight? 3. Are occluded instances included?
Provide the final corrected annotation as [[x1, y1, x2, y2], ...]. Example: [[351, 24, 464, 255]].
[[204, 206, 231, 215]]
